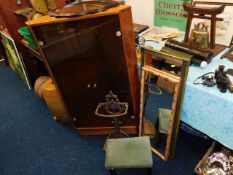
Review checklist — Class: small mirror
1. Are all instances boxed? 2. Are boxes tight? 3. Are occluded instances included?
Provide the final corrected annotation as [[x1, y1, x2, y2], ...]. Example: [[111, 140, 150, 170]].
[[139, 66, 180, 160]]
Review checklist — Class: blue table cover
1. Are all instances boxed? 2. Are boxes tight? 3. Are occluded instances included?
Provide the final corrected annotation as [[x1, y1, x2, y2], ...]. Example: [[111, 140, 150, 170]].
[[144, 40, 233, 149], [181, 49, 233, 149]]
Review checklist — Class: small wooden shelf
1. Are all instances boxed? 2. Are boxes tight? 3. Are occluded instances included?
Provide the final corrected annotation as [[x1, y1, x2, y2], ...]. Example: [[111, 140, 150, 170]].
[[20, 39, 43, 62]]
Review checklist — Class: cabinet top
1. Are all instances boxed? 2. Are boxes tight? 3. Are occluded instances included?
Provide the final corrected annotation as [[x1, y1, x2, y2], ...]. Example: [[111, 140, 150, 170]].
[[26, 5, 130, 26]]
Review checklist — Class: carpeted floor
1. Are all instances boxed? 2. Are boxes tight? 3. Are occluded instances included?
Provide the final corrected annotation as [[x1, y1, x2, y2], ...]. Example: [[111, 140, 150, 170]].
[[0, 62, 212, 175]]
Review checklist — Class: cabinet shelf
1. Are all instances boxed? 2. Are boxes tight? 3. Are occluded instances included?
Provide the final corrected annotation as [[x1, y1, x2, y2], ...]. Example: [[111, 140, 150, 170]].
[[20, 39, 43, 62]]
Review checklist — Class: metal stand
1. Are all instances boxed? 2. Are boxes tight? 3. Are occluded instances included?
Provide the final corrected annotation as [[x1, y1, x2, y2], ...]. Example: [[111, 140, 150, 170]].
[[109, 117, 129, 138], [95, 90, 129, 138]]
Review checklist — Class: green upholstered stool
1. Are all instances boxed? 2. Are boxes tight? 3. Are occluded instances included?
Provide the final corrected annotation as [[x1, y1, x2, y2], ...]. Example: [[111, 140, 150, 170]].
[[105, 136, 153, 175]]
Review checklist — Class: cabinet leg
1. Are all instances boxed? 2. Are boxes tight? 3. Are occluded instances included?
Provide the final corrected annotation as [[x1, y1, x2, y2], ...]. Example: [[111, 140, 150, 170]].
[[109, 169, 117, 175], [147, 168, 152, 175]]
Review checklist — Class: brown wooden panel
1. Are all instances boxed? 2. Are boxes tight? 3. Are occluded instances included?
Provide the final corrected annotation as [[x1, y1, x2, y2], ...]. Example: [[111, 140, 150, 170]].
[[119, 6, 140, 133], [53, 0, 66, 8], [0, 1, 30, 41], [76, 126, 137, 136], [0, 15, 8, 33], [26, 5, 131, 26], [0, 15, 7, 62]]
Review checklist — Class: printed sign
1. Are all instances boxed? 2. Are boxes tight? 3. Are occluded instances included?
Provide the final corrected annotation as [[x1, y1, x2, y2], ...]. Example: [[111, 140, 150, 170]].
[[154, 0, 191, 31]]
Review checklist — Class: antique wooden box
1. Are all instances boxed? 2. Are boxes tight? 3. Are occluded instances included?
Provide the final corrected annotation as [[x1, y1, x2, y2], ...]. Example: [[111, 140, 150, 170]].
[[26, 5, 139, 135]]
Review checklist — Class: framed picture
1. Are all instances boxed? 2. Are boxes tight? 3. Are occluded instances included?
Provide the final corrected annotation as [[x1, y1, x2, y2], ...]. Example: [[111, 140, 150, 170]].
[[191, 1, 233, 47], [0, 31, 31, 89], [192, 0, 233, 3]]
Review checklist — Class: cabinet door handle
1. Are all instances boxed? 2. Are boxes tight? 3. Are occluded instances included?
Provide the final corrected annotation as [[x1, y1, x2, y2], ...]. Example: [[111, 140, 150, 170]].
[[38, 40, 44, 46], [16, 0, 22, 5], [116, 31, 122, 37]]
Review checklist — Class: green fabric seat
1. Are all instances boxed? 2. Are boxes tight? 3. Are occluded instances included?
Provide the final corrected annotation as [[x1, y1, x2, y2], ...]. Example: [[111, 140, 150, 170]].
[[158, 108, 171, 134], [105, 136, 153, 169]]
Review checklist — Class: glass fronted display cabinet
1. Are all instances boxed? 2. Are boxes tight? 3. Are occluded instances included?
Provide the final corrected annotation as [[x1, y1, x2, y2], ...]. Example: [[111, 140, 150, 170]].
[[26, 5, 139, 135]]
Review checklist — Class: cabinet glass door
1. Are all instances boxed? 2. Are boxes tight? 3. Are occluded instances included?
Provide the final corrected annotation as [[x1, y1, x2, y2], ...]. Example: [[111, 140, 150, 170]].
[[32, 15, 135, 128]]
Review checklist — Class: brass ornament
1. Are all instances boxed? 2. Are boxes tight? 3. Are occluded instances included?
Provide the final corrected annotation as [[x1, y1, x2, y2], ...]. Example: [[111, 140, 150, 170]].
[[189, 22, 209, 49], [46, 0, 57, 10], [29, 0, 48, 14]]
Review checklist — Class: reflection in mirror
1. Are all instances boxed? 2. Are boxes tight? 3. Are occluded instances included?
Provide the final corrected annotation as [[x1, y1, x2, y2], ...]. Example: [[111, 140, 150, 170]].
[[139, 65, 180, 160]]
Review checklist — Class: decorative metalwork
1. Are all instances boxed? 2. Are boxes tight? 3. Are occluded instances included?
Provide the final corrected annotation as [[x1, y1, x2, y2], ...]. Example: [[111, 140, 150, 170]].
[[95, 90, 129, 138], [95, 90, 128, 118]]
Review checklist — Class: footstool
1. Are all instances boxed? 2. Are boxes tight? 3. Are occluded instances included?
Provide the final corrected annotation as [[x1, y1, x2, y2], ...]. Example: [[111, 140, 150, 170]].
[[105, 136, 153, 175]]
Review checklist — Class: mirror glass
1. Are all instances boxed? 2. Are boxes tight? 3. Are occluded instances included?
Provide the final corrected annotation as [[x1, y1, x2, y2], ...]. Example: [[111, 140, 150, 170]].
[[139, 46, 190, 160], [139, 65, 180, 160]]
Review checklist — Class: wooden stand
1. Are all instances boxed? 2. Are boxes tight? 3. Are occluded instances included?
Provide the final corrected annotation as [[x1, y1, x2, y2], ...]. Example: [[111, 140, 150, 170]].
[[183, 2, 225, 49], [221, 47, 233, 61], [206, 44, 225, 57]]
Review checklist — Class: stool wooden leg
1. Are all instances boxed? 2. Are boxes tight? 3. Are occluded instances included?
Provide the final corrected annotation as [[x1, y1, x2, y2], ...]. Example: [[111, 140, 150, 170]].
[[147, 168, 152, 175], [109, 169, 117, 175]]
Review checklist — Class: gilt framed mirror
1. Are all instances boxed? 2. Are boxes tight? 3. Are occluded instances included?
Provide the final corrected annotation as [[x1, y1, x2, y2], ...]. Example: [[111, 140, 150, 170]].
[[139, 46, 191, 160]]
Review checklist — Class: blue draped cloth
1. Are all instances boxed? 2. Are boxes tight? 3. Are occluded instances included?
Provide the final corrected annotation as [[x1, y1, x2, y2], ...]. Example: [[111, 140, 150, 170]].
[[181, 49, 233, 149]]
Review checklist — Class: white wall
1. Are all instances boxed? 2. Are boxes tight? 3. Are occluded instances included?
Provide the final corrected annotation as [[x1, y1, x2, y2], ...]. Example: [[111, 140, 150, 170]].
[[125, 0, 154, 27]]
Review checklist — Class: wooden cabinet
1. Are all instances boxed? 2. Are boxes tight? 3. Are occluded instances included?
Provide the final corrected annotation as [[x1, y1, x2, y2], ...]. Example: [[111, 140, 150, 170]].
[[0, 1, 67, 86], [0, 15, 6, 61], [0, 0, 66, 42], [0, 15, 7, 33], [26, 5, 139, 135]]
